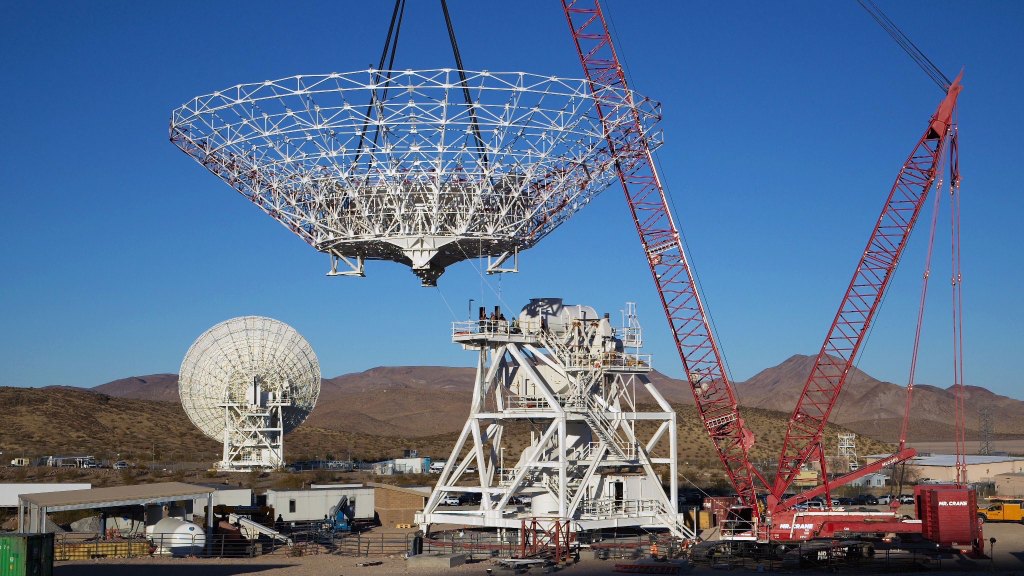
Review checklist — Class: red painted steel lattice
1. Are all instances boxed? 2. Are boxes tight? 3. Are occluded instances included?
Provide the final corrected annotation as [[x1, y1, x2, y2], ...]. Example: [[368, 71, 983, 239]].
[[772, 76, 963, 500], [562, 0, 761, 506]]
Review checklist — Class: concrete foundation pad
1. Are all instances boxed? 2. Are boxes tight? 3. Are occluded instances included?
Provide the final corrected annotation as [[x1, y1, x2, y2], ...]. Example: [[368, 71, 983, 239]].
[[407, 553, 468, 569]]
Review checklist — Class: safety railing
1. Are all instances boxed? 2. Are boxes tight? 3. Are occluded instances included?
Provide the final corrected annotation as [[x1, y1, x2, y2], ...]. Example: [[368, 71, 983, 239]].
[[579, 498, 662, 519], [506, 395, 553, 410], [53, 528, 331, 561], [452, 319, 531, 339]]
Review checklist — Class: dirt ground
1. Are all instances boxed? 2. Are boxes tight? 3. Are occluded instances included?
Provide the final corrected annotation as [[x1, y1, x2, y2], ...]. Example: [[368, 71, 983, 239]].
[[52, 510, 1024, 576], [53, 520, 1024, 576]]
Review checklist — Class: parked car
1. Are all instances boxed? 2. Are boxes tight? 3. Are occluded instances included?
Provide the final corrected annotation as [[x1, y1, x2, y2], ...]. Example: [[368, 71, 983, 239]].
[[458, 493, 482, 505], [806, 499, 825, 511], [853, 494, 879, 506], [113, 461, 129, 470], [441, 496, 460, 506], [877, 494, 893, 505], [899, 494, 915, 504], [836, 497, 855, 506]]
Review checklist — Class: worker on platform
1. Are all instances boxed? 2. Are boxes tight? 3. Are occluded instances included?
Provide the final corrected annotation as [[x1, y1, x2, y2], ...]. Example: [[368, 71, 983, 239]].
[[650, 539, 660, 559]]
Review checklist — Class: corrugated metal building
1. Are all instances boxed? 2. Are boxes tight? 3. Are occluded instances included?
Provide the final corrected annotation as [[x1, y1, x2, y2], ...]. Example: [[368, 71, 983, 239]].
[[995, 473, 1024, 498], [190, 485, 252, 512]]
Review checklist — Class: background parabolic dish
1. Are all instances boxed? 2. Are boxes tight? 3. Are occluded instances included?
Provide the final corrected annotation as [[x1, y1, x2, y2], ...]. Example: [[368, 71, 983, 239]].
[[179, 316, 321, 440], [169, 69, 661, 285]]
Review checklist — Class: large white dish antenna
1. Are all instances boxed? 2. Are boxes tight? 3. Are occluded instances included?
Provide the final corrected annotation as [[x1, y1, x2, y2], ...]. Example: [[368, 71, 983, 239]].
[[170, 69, 660, 285]]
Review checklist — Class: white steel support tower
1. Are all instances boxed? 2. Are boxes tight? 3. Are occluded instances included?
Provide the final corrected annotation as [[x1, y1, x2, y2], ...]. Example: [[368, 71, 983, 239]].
[[838, 433, 859, 472], [217, 377, 292, 470], [417, 298, 691, 539]]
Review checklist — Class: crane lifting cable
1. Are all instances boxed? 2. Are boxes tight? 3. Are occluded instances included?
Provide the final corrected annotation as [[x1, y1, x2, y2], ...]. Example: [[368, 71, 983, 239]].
[[352, 0, 407, 168], [440, 0, 490, 170], [856, 0, 951, 91]]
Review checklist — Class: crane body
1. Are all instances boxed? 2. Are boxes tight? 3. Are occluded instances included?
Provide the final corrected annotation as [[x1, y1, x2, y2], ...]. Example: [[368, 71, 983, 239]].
[[564, 0, 972, 551]]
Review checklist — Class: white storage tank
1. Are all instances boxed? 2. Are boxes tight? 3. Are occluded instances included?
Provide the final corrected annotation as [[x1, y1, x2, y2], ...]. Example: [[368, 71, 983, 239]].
[[149, 517, 205, 556], [530, 492, 559, 516]]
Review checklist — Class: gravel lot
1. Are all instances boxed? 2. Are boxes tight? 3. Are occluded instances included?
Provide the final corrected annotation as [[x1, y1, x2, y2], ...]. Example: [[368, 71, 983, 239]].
[[53, 515, 1024, 575]]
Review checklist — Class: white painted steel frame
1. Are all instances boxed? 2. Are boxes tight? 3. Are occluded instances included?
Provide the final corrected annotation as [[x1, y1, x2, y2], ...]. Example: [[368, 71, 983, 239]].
[[170, 70, 660, 285], [417, 316, 690, 538]]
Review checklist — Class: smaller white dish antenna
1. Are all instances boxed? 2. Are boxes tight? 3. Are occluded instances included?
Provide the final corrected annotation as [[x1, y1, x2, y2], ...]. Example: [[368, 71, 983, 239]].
[[179, 316, 320, 471]]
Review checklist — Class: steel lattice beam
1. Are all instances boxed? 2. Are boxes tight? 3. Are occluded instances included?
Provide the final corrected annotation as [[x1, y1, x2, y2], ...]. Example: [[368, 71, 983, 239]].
[[170, 69, 660, 285], [562, 0, 763, 506], [771, 75, 963, 501]]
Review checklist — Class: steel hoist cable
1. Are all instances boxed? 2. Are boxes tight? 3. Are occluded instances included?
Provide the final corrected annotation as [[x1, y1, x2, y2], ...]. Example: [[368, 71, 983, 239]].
[[856, 0, 951, 91], [441, 0, 489, 169]]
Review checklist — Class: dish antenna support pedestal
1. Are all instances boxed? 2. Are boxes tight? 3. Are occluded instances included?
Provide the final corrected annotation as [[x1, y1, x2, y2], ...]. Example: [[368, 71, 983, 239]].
[[417, 299, 691, 539]]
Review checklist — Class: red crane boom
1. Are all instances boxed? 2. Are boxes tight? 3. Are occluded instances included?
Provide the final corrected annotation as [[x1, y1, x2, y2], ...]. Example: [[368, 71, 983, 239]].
[[771, 74, 963, 502], [561, 0, 763, 505]]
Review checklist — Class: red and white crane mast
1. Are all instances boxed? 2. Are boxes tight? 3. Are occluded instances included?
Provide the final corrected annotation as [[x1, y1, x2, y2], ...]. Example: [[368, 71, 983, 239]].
[[561, 0, 764, 506], [771, 73, 963, 509]]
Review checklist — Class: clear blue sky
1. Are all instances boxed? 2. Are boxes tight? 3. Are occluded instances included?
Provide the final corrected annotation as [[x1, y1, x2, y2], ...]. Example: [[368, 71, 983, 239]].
[[1, 1, 1021, 398]]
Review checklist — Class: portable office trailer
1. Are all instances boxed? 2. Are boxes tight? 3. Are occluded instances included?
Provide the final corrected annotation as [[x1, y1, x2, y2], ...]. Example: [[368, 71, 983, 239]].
[[265, 487, 374, 522]]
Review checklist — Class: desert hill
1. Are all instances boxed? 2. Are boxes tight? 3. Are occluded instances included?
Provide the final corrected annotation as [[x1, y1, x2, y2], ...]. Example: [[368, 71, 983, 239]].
[[91, 366, 694, 438], [0, 386, 459, 466], [90, 356, 1023, 443], [0, 385, 891, 482], [92, 374, 179, 403], [736, 354, 1024, 441]]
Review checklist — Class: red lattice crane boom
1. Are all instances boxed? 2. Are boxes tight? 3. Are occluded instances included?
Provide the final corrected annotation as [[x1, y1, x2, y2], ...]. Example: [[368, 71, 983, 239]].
[[771, 73, 963, 503], [562, 0, 764, 506]]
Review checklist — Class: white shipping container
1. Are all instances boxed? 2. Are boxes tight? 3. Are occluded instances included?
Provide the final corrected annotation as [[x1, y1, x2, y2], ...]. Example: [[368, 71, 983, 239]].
[[392, 457, 430, 474]]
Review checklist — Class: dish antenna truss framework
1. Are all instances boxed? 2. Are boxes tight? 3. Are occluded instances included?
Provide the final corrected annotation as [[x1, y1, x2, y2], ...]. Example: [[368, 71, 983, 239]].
[[179, 316, 321, 471], [169, 2, 661, 286], [170, 69, 660, 286]]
